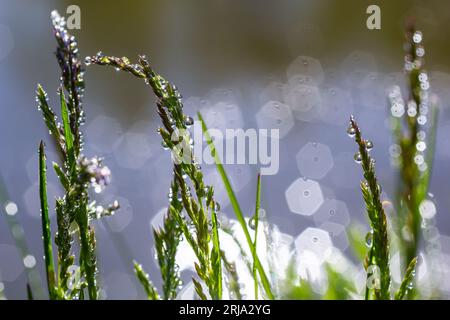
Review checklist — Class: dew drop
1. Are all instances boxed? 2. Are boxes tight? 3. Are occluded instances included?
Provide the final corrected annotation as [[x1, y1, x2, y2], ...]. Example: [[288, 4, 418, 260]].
[[184, 116, 194, 127], [365, 230, 373, 247], [413, 31, 423, 44], [354, 152, 362, 164], [347, 126, 356, 138], [161, 141, 169, 150], [5, 201, 18, 216], [248, 216, 256, 230], [365, 140, 373, 151]]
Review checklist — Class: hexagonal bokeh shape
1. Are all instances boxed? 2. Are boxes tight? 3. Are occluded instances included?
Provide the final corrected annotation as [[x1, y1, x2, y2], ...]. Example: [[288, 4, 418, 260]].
[[285, 178, 324, 216], [313, 199, 350, 226], [294, 227, 333, 263], [206, 87, 242, 107], [296, 142, 334, 180], [286, 56, 324, 85], [256, 101, 294, 139], [319, 222, 349, 251], [285, 84, 322, 122]]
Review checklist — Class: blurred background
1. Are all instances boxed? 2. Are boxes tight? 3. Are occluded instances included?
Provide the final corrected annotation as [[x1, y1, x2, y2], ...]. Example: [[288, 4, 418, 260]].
[[1, 0, 450, 299]]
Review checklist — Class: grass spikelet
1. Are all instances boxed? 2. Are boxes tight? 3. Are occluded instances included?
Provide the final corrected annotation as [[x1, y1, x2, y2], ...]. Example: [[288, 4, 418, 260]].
[[33, 11, 118, 300], [348, 116, 391, 300], [390, 19, 438, 272], [133, 262, 160, 300]]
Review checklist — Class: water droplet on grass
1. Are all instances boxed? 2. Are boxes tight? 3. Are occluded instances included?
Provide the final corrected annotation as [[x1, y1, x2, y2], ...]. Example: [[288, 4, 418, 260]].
[[354, 152, 362, 163]]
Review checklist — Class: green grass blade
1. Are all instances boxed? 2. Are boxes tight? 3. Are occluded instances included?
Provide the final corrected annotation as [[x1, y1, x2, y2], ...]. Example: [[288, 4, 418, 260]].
[[52, 162, 70, 190], [197, 112, 274, 300], [253, 173, 261, 299], [26, 283, 34, 300], [395, 257, 418, 300], [38, 141, 57, 299], [59, 88, 76, 177]]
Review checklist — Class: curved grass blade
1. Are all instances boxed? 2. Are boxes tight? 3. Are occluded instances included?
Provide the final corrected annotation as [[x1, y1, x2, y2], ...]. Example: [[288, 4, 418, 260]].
[[252, 174, 262, 299], [198, 112, 274, 300], [59, 88, 76, 177], [395, 257, 418, 300], [38, 141, 57, 299]]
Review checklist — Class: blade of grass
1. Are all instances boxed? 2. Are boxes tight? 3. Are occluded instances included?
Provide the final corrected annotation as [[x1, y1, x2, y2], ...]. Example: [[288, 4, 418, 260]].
[[395, 257, 417, 300], [253, 173, 262, 299], [59, 88, 76, 177], [38, 141, 57, 299], [197, 112, 274, 300], [26, 283, 33, 300]]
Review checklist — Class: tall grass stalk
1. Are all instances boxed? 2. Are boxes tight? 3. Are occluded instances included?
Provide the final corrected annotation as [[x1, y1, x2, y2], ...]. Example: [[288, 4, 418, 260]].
[[390, 20, 438, 273], [348, 117, 391, 300], [87, 53, 223, 300], [35, 11, 118, 300], [349, 117, 419, 300]]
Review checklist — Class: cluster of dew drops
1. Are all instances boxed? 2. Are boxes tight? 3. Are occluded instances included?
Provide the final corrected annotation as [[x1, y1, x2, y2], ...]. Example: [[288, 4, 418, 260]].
[[346, 122, 373, 164], [389, 29, 432, 173]]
